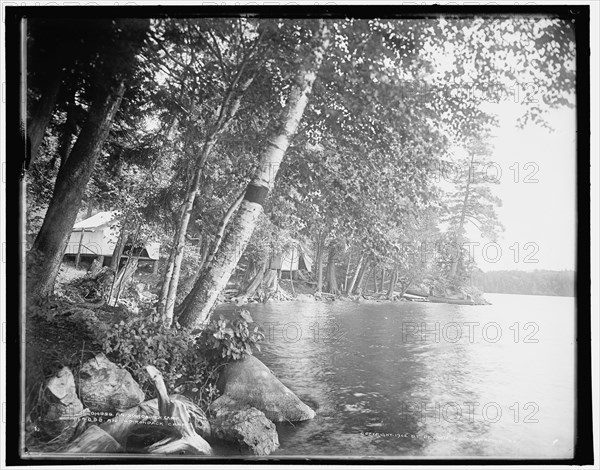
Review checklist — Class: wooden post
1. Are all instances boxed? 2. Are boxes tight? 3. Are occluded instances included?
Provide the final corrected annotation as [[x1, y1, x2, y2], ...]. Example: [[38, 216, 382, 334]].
[[289, 247, 296, 297], [74, 229, 86, 269], [343, 254, 352, 293], [75, 204, 93, 269]]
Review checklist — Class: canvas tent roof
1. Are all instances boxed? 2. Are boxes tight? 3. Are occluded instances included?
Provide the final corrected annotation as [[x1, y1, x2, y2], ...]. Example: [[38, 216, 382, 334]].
[[67, 211, 160, 260], [280, 244, 313, 272], [73, 211, 120, 231], [140, 242, 161, 260]]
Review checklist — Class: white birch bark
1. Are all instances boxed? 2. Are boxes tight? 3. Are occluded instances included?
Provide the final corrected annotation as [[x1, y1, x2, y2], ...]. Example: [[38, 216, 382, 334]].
[[177, 21, 330, 329]]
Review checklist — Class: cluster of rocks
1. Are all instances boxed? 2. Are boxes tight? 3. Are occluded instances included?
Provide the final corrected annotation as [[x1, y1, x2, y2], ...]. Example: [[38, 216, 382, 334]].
[[35, 353, 315, 456]]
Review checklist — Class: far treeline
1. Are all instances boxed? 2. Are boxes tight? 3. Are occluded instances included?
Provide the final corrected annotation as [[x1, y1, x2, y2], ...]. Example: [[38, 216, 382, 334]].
[[472, 270, 575, 297], [23, 15, 576, 328]]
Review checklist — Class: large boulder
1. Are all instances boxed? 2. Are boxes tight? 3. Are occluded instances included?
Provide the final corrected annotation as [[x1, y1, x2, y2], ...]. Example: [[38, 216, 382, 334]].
[[214, 355, 315, 422], [78, 353, 145, 413], [38, 367, 84, 438], [209, 396, 279, 456]]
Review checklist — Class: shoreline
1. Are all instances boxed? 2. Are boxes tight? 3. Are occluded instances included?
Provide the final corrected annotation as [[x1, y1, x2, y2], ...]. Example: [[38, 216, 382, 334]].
[[224, 292, 491, 307]]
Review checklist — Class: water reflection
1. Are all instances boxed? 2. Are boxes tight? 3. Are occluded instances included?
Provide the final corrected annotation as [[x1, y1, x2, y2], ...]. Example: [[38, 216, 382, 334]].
[[217, 293, 574, 458]]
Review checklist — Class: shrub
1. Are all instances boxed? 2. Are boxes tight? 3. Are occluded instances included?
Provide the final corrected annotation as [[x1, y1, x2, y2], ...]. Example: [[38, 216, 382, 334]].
[[197, 309, 264, 361], [94, 308, 263, 409]]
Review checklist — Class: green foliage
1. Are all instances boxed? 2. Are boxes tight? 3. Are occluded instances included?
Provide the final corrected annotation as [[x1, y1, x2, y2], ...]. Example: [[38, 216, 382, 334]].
[[94, 311, 206, 395], [197, 310, 264, 362], [93, 308, 263, 407], [26, 15, 578, 313]]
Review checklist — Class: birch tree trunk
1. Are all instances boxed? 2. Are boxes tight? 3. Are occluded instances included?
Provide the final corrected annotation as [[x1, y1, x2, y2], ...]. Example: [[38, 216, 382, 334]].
[[346, 254, 364, 295], [357, 264, 373, 296], [158, 205, 184, 316], [387, 267, 398, 299], [162, 70, 259, 325], [177, 21, 330, 329], [343, 253, 352, 293]]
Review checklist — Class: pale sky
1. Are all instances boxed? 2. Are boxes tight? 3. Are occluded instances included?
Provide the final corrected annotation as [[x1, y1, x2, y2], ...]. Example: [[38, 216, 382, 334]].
[[464, 102, 577, 272], [420, 18, 578, 273]]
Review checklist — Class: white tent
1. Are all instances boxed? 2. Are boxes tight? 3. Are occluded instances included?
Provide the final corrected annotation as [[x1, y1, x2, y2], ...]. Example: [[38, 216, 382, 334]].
[[280, 245, 313, 272], [65, 211, 160, 260]]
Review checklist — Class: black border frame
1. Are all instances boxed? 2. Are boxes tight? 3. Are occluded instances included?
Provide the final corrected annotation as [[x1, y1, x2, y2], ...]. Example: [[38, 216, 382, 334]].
[[3, 4, 593, 466]]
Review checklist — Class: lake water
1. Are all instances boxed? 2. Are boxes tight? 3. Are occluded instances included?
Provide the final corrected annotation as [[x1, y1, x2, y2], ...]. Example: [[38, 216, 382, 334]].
[[218, 293, 575, 459]]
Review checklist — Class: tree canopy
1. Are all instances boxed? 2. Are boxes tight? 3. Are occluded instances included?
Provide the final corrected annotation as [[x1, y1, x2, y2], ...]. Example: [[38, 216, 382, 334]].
[[24, 13, 577, 323]]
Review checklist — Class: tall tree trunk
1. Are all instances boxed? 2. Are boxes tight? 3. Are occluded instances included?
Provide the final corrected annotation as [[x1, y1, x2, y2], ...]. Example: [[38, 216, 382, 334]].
[[109, 224, 140, 305], [109, 258, 139, 306], [204, 189, 245, 267], [47, 90, 78, 171], [177, 22, 330, 329], [239, 258, 256, 292], [164, 187, 244, 325], [346, 254, 364, 295], [171, 240, 211, 318], [387, 267, 398, 299], [372, 266, 377, 293], [57, 101, 79, 170], [449, 152, 475, 278], [263, 268, 279, 301], [357, 264, 373, 296], [346, 254, 365, 295], [240, 257, 269, 298], [162, 56, 259, 326], [176, 237, 208, 302], [27, 49, 62, 170], [110, 217, 129, 272], [325, 242, 339, 295], [158, 205, 185, 316], [315, 235, 324, 293], [343, 253, 352, 293], [163, 181, 197, 323], [28, 81, 125, 298]]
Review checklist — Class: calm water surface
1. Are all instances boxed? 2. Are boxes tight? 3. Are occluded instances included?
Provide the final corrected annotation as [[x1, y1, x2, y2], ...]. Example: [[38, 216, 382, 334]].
[[218, 293, 575, 458]]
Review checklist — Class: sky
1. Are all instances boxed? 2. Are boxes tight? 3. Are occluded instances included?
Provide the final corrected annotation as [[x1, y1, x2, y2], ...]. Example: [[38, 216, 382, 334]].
[[461, 102, 577, 272], [420, 17, 578, 273]]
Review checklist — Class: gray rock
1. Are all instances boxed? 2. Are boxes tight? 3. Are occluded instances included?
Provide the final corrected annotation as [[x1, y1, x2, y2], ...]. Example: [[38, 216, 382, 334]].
[[100, 394, 211, 447], [295, 294, 315, 302], [215, 355, 315, 422], [78, 353, 145, 413], [209, 399, 279, 456], [39, 367, 84, 437], [61, 425, 124, 453], [147, 395, 211, 441]]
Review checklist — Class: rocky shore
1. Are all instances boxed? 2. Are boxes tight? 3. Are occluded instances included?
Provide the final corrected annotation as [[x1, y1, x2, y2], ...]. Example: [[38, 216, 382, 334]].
[[30, 353, 316, 456]]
